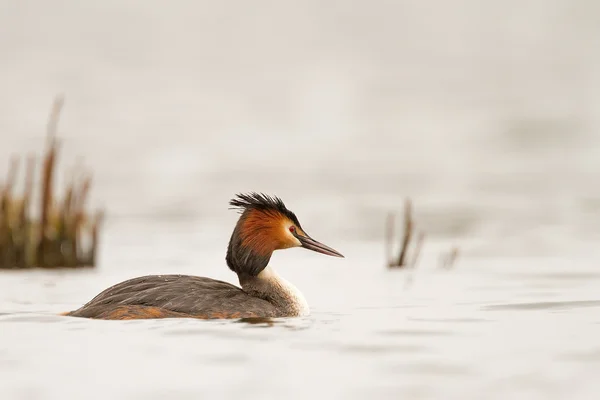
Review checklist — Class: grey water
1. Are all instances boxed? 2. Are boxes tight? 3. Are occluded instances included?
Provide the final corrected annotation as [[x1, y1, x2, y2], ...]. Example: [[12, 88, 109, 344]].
[[2, 1, 600, 399]]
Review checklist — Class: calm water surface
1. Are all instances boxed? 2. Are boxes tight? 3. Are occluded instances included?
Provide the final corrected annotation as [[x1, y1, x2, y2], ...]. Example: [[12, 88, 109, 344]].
[[2, 223, 600, 400]]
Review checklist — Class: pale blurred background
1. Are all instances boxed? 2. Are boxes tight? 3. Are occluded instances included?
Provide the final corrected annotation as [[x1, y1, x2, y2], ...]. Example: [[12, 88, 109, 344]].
[[2, 2, 600, 400], [2, 0, 599, 250]]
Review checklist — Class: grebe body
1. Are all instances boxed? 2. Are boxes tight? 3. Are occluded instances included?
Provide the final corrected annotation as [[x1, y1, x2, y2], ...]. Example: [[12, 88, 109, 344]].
[[63, 193, 343, 320]]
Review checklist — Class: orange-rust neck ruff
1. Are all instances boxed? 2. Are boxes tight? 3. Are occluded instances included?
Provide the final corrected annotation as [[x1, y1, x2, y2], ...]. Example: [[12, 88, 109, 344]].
[[239, 209, 298, 255]]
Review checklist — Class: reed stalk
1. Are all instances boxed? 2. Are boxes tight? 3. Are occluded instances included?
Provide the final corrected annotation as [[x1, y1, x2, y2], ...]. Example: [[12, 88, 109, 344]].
[[386, 198, 425, 269]]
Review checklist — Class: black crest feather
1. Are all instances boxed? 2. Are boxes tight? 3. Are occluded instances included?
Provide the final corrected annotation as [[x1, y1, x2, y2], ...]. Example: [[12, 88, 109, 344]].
[[229, 192, 301, 228]]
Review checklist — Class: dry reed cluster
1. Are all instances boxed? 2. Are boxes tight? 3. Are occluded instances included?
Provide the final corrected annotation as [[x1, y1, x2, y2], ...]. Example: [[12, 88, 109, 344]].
[[385, 198, 460, 270], [0, 96, 103, 269]]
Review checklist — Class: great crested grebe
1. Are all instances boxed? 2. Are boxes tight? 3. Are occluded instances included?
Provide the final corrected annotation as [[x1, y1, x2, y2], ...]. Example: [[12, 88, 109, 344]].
[[62, 192, 344, 320]]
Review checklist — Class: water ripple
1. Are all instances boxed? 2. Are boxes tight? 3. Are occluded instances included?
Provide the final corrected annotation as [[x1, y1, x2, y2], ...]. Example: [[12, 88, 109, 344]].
[[408, 317, 490, 324], [504, 272, 600, 281], [377, 329, 455, 337], [0, 313, 64, 323], [339, 343, 429, 354], [386, 362, 473, 376], [559, 348, 600, 362], [483, 300, 600, 311]]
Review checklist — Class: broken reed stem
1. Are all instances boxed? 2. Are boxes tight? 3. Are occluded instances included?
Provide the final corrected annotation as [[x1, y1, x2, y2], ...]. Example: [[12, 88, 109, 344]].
[[72, 174, 92, 264], [61, 180, 75, 267], [22, 156, 35, 223], [20, 156, 35, 267], [1, 158, 19, 268], [396, 199, 413, 267], [38, 133, 58, 268], [90, 210, 105, 266], [1, 95, 101, 270], [46, 95, 64, 143], [386, 197, 425, 269], [1, 157, 18, 215], [76, 175, 92, 214], [0, 185, 7, 267]]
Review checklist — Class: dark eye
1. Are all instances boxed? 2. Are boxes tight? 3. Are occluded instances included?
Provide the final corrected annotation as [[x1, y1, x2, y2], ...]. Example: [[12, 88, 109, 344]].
[[289, 226, 296, 233]]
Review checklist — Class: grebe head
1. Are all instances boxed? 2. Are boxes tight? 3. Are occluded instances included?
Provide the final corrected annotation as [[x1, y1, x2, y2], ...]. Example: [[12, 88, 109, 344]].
[[226, 192, 344, 277]]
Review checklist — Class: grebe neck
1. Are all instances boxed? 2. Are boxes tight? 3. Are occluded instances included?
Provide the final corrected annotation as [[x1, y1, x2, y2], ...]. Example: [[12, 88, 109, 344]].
[[238, 266, 309, 317]]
